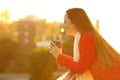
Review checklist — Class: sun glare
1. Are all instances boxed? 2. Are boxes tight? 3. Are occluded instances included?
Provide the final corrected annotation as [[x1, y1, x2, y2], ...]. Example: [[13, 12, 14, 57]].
[[0, 0, 120, 52]]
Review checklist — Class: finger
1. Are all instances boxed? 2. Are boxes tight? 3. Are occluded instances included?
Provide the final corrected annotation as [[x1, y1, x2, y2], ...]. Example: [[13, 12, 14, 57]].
[[49, 45, 54, 50], [51, 41, 58, 47], [49, 50, 53, 53]]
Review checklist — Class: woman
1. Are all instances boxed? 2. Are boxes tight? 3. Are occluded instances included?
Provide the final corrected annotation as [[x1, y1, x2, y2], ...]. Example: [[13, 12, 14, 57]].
[[49, 8, 120, 80]]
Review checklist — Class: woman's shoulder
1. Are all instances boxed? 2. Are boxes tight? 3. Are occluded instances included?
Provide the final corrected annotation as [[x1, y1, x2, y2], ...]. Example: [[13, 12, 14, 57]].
[[81, 32, 94, 39], [80, 32, 95, 45]]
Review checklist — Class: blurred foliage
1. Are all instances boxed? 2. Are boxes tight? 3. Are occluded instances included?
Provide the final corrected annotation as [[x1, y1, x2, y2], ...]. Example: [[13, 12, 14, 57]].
[[0, 9, 10, 23], [29, 47, 57, 80], [0, 36, 19, 72], [0, 14, 74, 80], [0, 37, 58, 80], [0, 35, 74, 80]]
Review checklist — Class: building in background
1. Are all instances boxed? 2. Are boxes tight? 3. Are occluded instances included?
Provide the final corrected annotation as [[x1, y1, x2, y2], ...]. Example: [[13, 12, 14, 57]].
[[17, 18, 36, 51]]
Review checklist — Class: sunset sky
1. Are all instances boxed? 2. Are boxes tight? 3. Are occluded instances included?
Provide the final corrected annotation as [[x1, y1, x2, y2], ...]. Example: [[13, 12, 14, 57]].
[[0, 0, 120, 52]]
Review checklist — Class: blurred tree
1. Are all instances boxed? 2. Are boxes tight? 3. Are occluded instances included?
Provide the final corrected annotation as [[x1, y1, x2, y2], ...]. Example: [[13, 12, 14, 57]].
[[35, 20, 61, 41], [0, 13, 74, 80], [29, 47, 57, 80], [8, 21, 18, 41], [35, 19, 47, 41], [45, 22, 61, 40], [0, 9, 10, 23], [0, 9, 10, 35], [0, 36, 19, 72]]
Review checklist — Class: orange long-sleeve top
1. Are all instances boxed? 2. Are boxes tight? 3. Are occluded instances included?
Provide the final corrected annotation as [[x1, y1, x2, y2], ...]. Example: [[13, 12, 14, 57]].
[[57, 33, 120, 80]]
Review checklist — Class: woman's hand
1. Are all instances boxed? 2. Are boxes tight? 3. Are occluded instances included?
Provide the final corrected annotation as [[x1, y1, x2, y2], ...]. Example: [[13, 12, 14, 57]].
[[49, 41, 62, 58]]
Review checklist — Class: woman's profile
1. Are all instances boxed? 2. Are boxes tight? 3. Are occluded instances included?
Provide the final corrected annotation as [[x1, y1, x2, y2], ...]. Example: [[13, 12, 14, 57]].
[[49, 8, 120, 80]]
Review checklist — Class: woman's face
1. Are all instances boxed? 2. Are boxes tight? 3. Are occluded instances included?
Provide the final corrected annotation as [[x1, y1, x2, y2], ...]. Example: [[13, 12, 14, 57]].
[[63, 14, 77, 36]]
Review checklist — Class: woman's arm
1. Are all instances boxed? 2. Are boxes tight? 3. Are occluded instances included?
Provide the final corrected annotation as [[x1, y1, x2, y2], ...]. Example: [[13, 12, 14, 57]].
[[57, 33, 96, 74]]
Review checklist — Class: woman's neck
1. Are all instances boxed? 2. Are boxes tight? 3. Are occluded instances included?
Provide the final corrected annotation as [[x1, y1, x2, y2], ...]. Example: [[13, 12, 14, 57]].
[[72, 31, 78, 37]]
